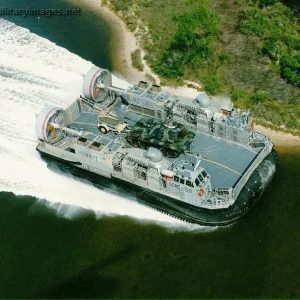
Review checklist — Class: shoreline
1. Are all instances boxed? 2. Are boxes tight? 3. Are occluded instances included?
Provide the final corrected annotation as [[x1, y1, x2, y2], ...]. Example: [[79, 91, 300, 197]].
[[67, 0, 300, 147], [66, 0, 154, 83], [255, 125, 300, 147]]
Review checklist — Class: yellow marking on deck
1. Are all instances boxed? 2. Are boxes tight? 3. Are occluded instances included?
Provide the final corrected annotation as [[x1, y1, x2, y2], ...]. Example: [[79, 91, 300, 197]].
[[72, 121, 98, 126], [187, 153, 241, 175], [201, 157, 241, 175]]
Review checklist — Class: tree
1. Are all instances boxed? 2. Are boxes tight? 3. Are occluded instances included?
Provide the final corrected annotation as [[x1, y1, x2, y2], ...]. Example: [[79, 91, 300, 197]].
[[171, 4, 220, 62], [280, 55, 300, 86]]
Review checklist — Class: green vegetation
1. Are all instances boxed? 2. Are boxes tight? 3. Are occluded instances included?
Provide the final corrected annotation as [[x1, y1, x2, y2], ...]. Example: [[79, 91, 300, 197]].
[[112, 0, 133, 11], [131, 49, 144, 71], [106, 0, 300, 133], [280, 55, 300, 86], [240, 1, 300, 86], [258, 0, 279, 8], [231, 89, 300, 132], [153, 3, 221, 79]]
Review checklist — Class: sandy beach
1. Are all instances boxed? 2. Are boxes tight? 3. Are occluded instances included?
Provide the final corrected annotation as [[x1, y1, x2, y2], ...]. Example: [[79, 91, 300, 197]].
[[66, 0, 300, 148], [66, 0, 154, 82], [255, 125, 300, 147]]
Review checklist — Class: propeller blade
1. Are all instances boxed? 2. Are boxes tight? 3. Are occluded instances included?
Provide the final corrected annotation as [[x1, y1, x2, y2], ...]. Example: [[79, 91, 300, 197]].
[[93, 87, 100, 97], [46, 124, 54, 131], [51, 128, 57, 139]]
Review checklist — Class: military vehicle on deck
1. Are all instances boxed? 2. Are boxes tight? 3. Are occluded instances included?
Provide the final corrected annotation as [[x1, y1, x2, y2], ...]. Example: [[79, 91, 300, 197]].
[[127, 118, 195, 158], [97, 114, 129, 134]]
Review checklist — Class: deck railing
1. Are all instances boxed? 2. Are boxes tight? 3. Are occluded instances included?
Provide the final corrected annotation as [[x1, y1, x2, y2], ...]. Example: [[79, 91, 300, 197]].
[[232, 142, 272, 201], [66, 99, 81, 124]]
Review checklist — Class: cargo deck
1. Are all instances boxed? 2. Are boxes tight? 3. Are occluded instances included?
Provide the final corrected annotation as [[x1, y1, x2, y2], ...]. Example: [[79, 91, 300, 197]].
[[35, 66, 277, 225], [67, 107, 258, 189]]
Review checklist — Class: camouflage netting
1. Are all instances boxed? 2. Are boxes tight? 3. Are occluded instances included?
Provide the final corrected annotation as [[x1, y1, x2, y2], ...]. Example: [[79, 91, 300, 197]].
[[127, 118, 195, 158]]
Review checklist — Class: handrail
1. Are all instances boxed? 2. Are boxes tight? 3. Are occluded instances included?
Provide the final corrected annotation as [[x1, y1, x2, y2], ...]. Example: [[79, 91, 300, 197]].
[[232, 142, 271, 200]]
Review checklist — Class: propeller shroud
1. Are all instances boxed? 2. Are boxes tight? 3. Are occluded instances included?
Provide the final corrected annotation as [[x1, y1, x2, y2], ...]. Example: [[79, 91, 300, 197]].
[[35, 106, 68, 144], [82, 67, 112, 103]]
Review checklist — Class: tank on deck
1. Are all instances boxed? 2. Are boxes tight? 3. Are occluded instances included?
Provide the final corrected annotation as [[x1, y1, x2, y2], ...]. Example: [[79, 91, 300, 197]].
[[127, 118, 195, 158]]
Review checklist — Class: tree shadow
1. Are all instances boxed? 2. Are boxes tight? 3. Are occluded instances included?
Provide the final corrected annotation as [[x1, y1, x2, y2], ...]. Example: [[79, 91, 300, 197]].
[[36, 245, 137, 299]]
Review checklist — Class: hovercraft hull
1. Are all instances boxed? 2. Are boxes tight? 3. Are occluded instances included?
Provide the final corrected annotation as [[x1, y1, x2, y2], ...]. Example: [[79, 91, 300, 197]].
[[37, 147, 278, 226]]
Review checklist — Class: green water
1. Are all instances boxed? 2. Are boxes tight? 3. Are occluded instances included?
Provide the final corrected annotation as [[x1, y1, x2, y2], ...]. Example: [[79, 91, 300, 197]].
[[1, 147, 300, 298], [1, 0, 300, 298]]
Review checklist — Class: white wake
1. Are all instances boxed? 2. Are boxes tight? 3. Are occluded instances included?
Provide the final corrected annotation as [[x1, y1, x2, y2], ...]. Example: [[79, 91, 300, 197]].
[[0, 19, 206, 231]]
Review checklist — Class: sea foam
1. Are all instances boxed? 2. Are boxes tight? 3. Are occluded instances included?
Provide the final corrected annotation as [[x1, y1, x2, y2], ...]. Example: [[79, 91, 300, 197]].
[[0, 19, 205, 231]]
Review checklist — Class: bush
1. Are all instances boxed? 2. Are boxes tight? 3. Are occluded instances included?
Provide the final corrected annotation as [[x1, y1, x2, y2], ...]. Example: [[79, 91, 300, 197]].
[[261, 39, 287, 61], [251, 91, 270, 102], [141, 0, 153, 7], [131, 49, 144, 72], [230, 89, 251, 104], [240, 3, 297, 38], [240, 8, 269, 36], [154, 2, 220, 79], [284, 35, 300, 51], [219, 53, 230, 62], [171, 5, 220, 56], [203, 75, 223, 95], [154, 51, 185, 78], [258, 0, 279, 8], [112, 0, 132, 11], [240, 2, 300, 86], [280, 55, 300, 86], [287, 119, 299, 129]]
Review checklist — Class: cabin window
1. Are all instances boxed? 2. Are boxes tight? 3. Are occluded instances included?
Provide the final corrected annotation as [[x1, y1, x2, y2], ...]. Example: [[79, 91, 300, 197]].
[[143, 108, 155, 117], [78, 137, 87, 143], [201, 170, 208, 178], [134, 164, 147, 181], [187, 110, 196, 115], [180, 178, 185, 184], [198, 174, 204, 182], [186, 180, 194, 187], [174, 176, 179, 182], [195, 178, 200, 187]]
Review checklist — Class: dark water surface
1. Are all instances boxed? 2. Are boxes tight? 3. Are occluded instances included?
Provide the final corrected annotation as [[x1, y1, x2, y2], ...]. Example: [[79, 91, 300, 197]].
[[1, 146, 300, 298], [0, 0, 113, 70], [1, 0, 300, 298]]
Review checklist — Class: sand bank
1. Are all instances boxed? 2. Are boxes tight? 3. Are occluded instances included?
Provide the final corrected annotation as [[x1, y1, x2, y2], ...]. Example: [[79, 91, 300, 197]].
[[66, 0, 154, 82], [255, 125, 300, 147]]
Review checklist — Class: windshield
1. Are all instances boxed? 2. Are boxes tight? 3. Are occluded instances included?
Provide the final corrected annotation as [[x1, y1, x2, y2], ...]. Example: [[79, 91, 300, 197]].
[[99, 116, 120, 126]]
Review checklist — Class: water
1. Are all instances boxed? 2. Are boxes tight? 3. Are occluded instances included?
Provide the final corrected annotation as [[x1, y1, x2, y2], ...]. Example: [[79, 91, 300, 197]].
[[1, 1, 300, 298], [0, 0, 113, 70], [1, 147, 300, 298]]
